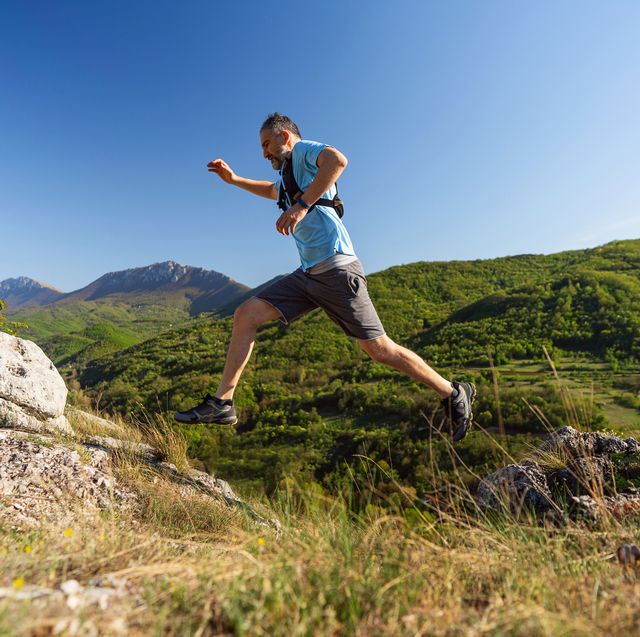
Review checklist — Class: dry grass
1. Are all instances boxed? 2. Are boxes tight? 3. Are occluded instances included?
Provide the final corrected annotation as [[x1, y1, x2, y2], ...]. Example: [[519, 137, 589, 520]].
[[133, 410, 190, 471], [67, 406, 189, 471], [2, 368, 640, 635], [2, 429, 640, 636], [66, 407, 143, 442]]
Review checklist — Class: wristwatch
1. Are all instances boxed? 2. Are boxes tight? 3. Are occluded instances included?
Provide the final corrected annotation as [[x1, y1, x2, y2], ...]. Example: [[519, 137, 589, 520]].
[[297, 197, 310, 209]]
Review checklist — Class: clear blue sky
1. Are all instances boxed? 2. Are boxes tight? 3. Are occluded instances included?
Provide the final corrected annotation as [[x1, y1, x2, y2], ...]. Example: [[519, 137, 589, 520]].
[[1, 1, 639, 291]]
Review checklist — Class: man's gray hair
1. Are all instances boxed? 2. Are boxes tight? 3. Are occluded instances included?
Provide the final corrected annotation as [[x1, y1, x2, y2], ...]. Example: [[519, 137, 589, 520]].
[[260, 113, 301, 138]]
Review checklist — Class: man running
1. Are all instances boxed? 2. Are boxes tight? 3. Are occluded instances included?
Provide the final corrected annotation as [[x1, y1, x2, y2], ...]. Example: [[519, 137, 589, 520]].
[[174, 113, 476, 441]]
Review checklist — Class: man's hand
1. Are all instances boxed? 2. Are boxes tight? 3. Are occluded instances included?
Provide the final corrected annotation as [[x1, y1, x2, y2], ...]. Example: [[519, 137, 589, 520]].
[[276, 203, 308, 236], [207, 159, 236, 184], [207, 159, 277, 199]]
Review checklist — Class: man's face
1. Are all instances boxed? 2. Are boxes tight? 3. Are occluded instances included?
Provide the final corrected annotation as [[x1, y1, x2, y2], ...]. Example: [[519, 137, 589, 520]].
[[260, 128, 289, 171]]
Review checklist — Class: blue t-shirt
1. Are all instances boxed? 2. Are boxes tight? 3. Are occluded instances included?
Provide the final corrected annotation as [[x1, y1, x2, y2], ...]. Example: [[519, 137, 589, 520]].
[[275, 139, 356, 270]]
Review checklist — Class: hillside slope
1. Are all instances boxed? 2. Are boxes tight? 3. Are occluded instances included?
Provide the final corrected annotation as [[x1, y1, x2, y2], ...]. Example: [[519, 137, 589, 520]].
[[74, 240, 640, 493]]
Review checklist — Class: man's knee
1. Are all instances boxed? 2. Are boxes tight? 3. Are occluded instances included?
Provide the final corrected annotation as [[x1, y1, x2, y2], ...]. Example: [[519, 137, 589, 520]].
[[233, 298, 280, 330], [358, 335, 396, 364]]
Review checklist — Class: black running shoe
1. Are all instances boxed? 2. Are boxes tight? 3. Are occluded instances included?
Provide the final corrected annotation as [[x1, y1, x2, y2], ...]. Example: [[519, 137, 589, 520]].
[[441, 381, 476, 442], [174, 394, 238, 425]]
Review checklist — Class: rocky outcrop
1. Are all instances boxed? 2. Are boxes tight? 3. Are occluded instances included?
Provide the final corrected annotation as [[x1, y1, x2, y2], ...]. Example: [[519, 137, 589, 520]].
[[477, 426, 640, 522], [0, 425, 280, 531], [0, 332, 280, 633], [0, 332, 279, 531], [0, 332, 71, 434], [476, 461, 554, 514], [84, 433, 279, 530], [535, 426, 640, 458], [0, 429, 137, 528]]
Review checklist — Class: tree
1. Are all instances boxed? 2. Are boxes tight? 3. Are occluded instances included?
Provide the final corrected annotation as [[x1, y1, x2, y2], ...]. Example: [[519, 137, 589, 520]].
[[0, 299, 26, 336], [0, 299, 8, 333]]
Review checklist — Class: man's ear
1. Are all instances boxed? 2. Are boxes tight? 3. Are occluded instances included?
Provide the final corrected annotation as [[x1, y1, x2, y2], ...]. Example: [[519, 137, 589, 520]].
[[280, 130, 291, 146]]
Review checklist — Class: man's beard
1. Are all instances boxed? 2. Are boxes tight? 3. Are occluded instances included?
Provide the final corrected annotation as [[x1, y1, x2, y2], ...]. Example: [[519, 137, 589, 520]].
[[270, 149, 291, 171]]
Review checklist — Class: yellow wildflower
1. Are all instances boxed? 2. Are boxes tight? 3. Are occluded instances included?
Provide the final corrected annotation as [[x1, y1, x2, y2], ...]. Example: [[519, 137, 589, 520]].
[[23, 545, 32, 554], [13, 577, 24, 590], [63, 528, 75, 538], [257, 537, 265, 546]]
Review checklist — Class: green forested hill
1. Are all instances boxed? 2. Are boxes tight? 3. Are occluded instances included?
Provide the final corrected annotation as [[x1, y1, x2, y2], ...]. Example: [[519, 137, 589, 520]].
[[12, 297, 190, 367], [414, 269, 640, 366], [72, 240, 640, 496], [368, 240, 640, 340]]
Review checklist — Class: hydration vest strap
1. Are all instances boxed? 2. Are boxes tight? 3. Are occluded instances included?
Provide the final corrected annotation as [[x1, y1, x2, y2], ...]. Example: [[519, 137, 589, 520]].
[[277, 156, 344, 218]]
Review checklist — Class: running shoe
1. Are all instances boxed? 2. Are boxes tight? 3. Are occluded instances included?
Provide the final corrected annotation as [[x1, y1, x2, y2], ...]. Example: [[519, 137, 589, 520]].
[[441, 381, 476, 442], [174, 394, 238, 425]]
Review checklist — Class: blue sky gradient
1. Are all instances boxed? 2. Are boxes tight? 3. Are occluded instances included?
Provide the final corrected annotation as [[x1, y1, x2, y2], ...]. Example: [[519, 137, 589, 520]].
[[1, 1, 639, 291]]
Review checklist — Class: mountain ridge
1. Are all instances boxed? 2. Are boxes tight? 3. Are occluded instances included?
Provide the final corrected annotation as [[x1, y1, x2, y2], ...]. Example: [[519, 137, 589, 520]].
[[2, 260, 250, 313], [57, 260, 248, 305], [3, 261, 252, 366], [0, 276, 65, 309]]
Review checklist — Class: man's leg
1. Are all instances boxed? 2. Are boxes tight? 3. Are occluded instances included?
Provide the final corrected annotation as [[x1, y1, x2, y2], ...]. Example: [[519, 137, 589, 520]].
[[174, 298, 280, 424], [216, 298, 282, 400], [357, 335, 453, 397], [357, 335, 476, 441]]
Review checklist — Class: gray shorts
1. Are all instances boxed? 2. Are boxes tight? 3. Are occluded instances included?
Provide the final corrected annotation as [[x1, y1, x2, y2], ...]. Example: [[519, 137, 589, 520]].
[[255, 259, 386, 341]]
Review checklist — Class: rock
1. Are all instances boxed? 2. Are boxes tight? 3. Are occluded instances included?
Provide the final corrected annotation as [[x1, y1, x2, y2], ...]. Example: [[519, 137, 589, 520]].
[[0, 332, 280, 531], [535, 426, 640, 460], [0, 430, 138, 528], [66, 408, 126, 437], [75, 414, 281, 531], [478, 426, 640, 521], [476, 461, 555, 515], [617, 543, 640, 567], [60, 579, 123, 611], [0, 396, 72, 435], [155, 461, 282, 531], [84, 434, 160, 462], [0, 420, 280, 532], [0, 332, 67, 418], [0, 332, 71, 435], [549, 456, 616, 497], [569, 494, 640, 522], [0, 585, 59, 602]]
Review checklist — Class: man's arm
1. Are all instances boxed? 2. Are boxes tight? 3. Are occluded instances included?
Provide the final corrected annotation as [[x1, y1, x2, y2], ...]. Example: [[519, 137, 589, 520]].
[[275, 146, 348, 236], [207, 158, 278, 200], [302, 146, 348, 206]]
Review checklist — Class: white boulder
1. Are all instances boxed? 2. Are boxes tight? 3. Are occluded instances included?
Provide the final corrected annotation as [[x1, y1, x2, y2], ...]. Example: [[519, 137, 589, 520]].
[[0, 332, 70, 434]]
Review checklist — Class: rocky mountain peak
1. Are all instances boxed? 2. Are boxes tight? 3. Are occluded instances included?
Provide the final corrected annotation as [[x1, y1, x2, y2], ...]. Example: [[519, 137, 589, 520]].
[[98, 260, 228, 288], [0, 277, 65, 310], [0, 276, 62, 295]]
